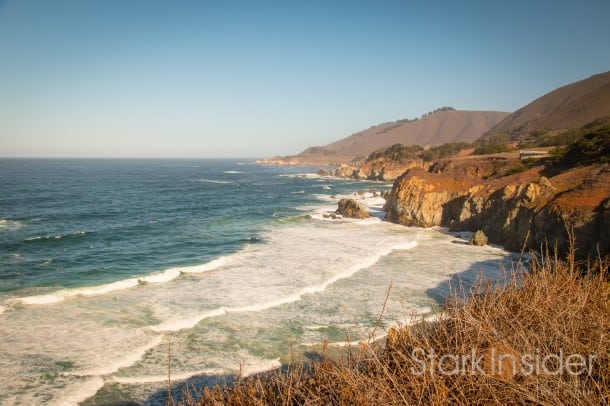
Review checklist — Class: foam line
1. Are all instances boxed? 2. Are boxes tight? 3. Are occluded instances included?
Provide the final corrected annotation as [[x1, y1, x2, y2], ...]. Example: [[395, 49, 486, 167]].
[[10, 256, 230, 306], [150, 241, 418, 332], [67, 336, 164, 377], [49, 377, 105, 406]]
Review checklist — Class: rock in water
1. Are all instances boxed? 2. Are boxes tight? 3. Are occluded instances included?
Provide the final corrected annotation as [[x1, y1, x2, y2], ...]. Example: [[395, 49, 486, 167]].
[[335, 198, 370, 219], [470, 230, 488, 246]]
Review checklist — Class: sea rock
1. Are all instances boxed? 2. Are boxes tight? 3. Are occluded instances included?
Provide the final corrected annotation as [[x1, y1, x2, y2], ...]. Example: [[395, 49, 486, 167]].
[[469, 230, 488, 246], [331, 164, 356, 178], [316, 169, 330, 176], [335, 198, 370, 219]]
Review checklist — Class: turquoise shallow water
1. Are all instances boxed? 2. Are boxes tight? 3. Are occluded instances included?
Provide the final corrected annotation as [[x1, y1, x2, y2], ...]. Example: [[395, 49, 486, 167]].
[[0, 159, 517, 405]]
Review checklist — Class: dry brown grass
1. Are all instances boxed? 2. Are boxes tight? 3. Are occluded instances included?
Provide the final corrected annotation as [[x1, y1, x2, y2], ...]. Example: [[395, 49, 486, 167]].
[[179, 252, 610, 406]]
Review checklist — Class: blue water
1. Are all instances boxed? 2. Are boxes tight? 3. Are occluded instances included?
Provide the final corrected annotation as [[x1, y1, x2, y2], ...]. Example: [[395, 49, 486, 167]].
[[0, 159, 346, 293], [0, 159, 515, 405]]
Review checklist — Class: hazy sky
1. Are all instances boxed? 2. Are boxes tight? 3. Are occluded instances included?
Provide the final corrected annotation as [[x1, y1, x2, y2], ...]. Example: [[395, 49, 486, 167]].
[[1, 0, 609, 158]]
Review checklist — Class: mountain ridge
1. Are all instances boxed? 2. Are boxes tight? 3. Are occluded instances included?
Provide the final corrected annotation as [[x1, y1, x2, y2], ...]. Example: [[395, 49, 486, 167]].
[[260, 109, 508, 165], [483, 71, 610, 138]]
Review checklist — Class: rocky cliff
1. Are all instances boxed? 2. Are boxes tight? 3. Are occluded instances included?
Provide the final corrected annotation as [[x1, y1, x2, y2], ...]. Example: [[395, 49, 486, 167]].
[[384, 156, 610, 258]]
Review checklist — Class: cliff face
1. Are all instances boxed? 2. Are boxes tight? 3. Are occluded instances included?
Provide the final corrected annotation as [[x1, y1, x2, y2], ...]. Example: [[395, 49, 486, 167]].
[[384, 158, 610, 258]]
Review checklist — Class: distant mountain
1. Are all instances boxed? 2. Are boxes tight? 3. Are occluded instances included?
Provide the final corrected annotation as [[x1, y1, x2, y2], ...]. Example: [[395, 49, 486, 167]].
[[483, 71, 610, 138], [260, 109, 508, 165]]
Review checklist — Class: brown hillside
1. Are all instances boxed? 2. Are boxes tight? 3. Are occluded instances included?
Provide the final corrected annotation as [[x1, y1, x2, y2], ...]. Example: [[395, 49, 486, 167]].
[[260, 110, 508, 165], [324, 110, 508, 158], [484, 70, 610, 137]]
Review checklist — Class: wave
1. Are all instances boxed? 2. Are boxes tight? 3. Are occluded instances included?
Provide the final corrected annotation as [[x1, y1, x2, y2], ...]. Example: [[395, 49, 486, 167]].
[[150, 241, 418, 332], [291, 190, 305, 194], [0, 219, 23, 231], [24, 230, 87, 242], [273, 215, 312, 224], [49, 377, 105, 406], [67, 336, 164, 377], [10, 256, 230, 306], [195, 178, 232, 184], [279, 173, 322, 179], [223, 170, 243, 174]]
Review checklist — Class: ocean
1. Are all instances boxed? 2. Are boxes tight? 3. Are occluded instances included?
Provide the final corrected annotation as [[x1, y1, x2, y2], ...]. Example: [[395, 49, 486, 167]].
[[0, 159, 516, 405]]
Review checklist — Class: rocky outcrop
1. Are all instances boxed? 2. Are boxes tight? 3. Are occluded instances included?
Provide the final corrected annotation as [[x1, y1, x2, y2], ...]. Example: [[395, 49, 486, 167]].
[[331, 164, 357, 178], [470, 230, 488, 246], [354, 157, 423, 181], [384, 157, 610, 258], [336, 198, 370, 219]]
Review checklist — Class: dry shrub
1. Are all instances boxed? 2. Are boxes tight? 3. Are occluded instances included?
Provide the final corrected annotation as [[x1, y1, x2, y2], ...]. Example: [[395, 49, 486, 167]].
[[182, 252, 609, 405]]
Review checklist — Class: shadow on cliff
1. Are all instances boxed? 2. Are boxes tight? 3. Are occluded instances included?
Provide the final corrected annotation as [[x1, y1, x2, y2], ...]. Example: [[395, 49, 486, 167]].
[[140, 352, 327, 405], [424, 257, 519, 306], [138, 373, 235, 405]]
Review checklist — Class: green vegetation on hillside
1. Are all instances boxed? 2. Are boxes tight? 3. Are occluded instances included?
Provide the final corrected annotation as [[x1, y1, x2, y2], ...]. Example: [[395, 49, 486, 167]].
[[367, 107, 458, 131], [366, 143, 423, 162], [422, 142, 472, 161], [551, 125, 610, 166], [480, 116, 610, 150], [363, 116, 610, 166], [366, 141, 473, 163], [473, 133, 515, 155]]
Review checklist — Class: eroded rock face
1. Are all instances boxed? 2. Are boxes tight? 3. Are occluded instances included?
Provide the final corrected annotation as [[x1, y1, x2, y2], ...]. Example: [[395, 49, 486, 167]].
[[355, 157, 423, 181], [383, 171, 460, 227], [336, 198, 370, 219], [384, 157, 610, 258]]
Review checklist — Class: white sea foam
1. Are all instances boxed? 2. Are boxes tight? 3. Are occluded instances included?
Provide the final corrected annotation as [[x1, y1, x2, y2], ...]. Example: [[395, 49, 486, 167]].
[[196, 178, 232, 184], [150, 241, 418, 332], [224, 170, 244, 174], [25, 231, 86, 242], [68, 336, 164, 377], [112, 369, 224, 384], [150, 307, 228, 332], [241, 357, 282, 377], [48, 377, 105, 406], [279, 173, 322, 179], [0, 219, 22, 231], [11, 256, 230, 306]]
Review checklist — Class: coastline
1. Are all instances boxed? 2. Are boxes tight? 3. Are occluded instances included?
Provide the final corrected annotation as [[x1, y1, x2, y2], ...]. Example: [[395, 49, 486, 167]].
[[0, 162, 526, 405]]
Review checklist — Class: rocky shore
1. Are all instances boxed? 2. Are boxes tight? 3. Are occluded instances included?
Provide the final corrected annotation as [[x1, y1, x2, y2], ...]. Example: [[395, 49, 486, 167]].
[[383, 156, 610, 258]]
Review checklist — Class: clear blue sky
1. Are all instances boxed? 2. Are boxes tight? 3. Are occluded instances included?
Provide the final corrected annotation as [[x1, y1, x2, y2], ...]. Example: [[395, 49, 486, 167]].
[[1, 0, 609, 158]]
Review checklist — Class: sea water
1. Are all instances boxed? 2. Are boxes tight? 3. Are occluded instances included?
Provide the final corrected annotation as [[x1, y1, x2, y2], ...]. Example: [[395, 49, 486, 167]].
[[0, 159, 517, 405]]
